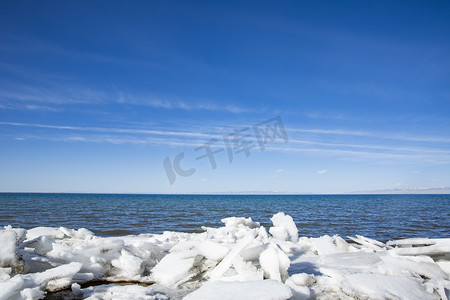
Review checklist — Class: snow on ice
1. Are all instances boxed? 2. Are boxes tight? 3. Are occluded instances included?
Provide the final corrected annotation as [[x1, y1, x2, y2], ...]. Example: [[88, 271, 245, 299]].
[[0, 213, 449, 299]]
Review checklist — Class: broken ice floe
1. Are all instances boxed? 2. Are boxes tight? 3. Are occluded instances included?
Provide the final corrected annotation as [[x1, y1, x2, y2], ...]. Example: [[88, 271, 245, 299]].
[[1, 212, 449, 299]]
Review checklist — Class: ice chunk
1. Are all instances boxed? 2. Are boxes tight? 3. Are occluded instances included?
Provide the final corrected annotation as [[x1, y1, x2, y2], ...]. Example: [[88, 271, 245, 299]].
[[0, 230, 19, 267], [209, 230, 256, 280], [387, 238, 439, 247], [1, 213, 449, 299], [437, 261, 450, 276], [26, 227, 66, 241], [59, 227, 94, 241], [258, 226, 269, 242], [184, 280, 292, 300], [386, 238, 450, 257], [229, 255, 264, 281], [379, 254, 448, 280], [348, 235, 386, 251], [0, 267, 12, 281], [288, 273, 316, 287], [168, 240, 198, 253], [269, 226, 289, 241], [24, 236, 54, 256], [341, 273, 439, 300], [197, 240, 230, 261], [0, 227, 26, 275], [309, 235, 350, 255], [111, 250, 143, 278], [285, 278, 312, 300], [221, 217, 260, 230], [259, 243, 290, 282], [240, 244, 267, 261], [269, 212, 298, 243], [0, 262, 82, 299], [73, 283, 168, 300], [151, 250, 199, 286], [318, 251, 382, 273], [20, 287, 46, 299]]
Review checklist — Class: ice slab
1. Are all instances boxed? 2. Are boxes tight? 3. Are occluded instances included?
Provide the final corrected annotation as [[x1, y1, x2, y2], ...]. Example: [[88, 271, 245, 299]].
[[0, 212, 449, 299], [183, 280, 293, 300], [72, 283, 168, 300], [269, 212, 298, 243], [0, 262, 82, 299]]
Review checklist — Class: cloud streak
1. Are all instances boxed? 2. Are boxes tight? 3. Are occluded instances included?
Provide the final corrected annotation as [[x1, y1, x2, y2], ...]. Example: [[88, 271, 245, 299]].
[[0, 80, 253, 114], [269, 168, 284, 178], [117, 92, 254, 113], [289, 128, 450, 143], [2, 121, 450, 165], [0, 121, 220, 139]]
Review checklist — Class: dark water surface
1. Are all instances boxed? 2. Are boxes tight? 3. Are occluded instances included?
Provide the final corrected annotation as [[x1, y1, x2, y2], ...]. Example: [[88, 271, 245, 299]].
[[1, 193, 449, 242]]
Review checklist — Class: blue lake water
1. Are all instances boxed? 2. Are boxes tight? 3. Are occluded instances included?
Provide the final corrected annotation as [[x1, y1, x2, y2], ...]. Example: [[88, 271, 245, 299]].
[[0, 193, 449, 242]]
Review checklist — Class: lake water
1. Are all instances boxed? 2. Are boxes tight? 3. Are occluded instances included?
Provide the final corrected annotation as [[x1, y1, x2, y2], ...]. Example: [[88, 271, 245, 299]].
[[0, 193, 449, 242]]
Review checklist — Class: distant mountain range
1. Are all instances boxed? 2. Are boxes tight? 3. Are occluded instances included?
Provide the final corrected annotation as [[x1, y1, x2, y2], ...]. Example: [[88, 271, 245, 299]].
[[193, 187, 450, 195], [350, 187, 450, 194]]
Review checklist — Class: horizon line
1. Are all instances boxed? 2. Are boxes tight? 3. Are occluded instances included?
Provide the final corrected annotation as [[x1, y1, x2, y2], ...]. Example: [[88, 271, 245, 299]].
[[1, 190, 449, 195]]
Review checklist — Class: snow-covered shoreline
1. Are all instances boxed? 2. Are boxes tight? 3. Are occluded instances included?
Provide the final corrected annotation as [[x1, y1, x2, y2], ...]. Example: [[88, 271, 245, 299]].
[[1, 212, 449, 299]]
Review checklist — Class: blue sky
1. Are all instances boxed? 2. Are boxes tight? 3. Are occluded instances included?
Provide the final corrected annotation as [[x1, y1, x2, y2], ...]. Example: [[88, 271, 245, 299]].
[[1, 1, 449, 193]]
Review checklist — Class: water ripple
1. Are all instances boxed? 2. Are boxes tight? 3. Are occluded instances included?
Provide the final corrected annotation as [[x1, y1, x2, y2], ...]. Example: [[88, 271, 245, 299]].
[[0, 193, 449, 241]]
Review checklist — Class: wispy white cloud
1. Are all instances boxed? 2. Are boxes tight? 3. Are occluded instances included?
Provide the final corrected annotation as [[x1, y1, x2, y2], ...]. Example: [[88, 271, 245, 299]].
[[302, 111, 350, 121], [262, 144, 450, 165], [0, 80, 253, 114], [289, 128, 366, 136], [287, 138, 450, 155], [288, 128, 450, 143], [1, 38, 255, 114], [2, 121, 450, 165], [24, 104, 63, 112], [11, 133, 199, 146], [0, 85, 106, 105], [0, 121, 220, 139], [317, 169, 328, 174], [269, 168, 284, 178], [116, 91, 255, 113]]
